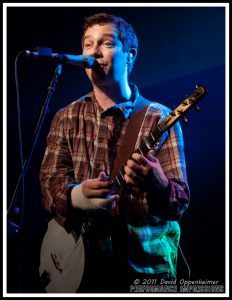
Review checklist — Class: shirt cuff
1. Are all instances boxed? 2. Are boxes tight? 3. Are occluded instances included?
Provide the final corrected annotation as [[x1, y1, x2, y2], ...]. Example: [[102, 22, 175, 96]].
[[70, 183, 98, 210]]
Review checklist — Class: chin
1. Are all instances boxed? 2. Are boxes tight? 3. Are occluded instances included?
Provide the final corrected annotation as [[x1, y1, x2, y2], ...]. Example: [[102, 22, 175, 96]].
[[91, 70, 115, 85], [91, 73, 107, 84]]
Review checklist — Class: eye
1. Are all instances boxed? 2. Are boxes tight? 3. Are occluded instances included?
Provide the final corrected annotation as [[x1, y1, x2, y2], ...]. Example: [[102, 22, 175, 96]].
[[83, 42, 92, 49], [103, 42, 115, 48]]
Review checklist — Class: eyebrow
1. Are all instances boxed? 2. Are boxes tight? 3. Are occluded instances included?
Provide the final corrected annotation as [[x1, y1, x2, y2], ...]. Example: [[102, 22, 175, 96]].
[[83, 33, 117, 42]]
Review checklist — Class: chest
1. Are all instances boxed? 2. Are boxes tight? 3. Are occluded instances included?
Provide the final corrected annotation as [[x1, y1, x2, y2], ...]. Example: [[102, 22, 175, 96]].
[[69, 112, 128, 179]]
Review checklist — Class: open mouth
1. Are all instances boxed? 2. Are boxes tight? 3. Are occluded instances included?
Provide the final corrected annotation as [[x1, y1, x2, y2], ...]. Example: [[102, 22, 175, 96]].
[[92, 64, 106, 76], [99, 64, 107, 68], [95, 60, 107, 67]]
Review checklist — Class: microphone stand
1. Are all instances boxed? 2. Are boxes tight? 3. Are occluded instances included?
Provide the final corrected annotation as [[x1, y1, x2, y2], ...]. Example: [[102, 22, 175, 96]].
[[7, 61, 63, 292], [7, 62, 63, 234]]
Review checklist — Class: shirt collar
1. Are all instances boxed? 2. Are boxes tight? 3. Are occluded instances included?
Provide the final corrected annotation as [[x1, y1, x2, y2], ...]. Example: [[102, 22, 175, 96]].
[[83, 83, 140, 119]]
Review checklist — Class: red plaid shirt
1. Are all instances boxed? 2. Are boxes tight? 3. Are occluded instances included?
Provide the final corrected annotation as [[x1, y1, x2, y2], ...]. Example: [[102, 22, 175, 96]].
[[40, 83, 190, 277]]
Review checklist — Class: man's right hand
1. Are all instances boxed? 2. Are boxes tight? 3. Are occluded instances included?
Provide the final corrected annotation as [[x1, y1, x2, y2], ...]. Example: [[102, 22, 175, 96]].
[[71, 171, 119, 212], [82, 171, 111, 199]]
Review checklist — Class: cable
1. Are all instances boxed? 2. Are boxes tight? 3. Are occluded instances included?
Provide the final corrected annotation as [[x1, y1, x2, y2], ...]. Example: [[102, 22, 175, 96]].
[[14, 52, 25, 231], [178, 244, 191, 279]]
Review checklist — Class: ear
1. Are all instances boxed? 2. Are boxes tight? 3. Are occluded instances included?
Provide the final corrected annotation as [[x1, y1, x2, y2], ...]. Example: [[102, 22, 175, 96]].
[[127, 48, 137, 64]]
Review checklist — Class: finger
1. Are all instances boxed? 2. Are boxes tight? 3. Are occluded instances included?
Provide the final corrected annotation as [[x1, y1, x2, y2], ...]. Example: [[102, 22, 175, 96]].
[[92, 181, 111, 189], [132, 173, 143, 183], [124, 173, 137, 186], [84, 179, 110, 190], [107, 194, 120, 202], [126, 159, 149, 179], [91, 194, 119, 210], [104, 194, 120, 211], [125, 161, 146, 182], [124, 165, 137, 177], [82, 178, 112, 199], [132, 151, 158, 166], [88, 188, 111, 198], [126, 159, 143, 173], [131, 153, 149, 166]]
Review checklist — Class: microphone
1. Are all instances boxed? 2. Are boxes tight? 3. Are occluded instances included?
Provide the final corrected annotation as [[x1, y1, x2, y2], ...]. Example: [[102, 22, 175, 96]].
[[22, 47, 97, 68]]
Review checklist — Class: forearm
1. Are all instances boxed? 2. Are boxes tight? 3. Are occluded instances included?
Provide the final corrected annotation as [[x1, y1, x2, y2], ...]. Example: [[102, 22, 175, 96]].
[[148, 122, 190, 220]]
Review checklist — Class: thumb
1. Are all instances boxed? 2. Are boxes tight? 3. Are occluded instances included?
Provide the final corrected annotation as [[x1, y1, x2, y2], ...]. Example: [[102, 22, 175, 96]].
[[146, 149, 157, 161], [98, 171, 109, 181]]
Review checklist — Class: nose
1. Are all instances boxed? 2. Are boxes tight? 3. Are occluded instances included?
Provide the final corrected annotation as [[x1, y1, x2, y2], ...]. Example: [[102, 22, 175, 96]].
[[88, 44, 102, 58]]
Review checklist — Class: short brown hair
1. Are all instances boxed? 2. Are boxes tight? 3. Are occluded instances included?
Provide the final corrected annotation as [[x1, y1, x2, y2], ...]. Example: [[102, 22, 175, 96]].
[[82, 12, 138, 73]]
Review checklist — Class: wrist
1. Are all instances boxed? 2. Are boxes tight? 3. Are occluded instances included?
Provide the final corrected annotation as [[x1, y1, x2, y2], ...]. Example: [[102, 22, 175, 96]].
[[71, 183, 89, 209], [148, 176, 170, 197]]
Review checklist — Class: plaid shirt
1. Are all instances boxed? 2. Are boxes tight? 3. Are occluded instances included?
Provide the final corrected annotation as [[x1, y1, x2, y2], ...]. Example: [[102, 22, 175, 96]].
[[40, 83, 190, 278]]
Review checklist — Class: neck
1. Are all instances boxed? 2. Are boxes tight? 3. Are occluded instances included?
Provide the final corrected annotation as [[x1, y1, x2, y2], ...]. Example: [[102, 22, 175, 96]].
[[93, 82, 132, 110]]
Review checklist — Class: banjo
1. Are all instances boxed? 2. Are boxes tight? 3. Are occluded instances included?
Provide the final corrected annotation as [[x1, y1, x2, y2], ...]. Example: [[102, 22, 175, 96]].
[[39, 85, 207, 292]]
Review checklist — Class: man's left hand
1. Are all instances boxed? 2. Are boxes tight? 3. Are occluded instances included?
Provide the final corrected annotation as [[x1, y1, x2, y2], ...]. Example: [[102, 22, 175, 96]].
[[124, 150, 169, 192]]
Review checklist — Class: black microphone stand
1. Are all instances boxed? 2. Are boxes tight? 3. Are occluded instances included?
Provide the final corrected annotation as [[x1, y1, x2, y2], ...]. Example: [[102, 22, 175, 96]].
[[7, 62, 63, 234], [7, 61, 63, 292]]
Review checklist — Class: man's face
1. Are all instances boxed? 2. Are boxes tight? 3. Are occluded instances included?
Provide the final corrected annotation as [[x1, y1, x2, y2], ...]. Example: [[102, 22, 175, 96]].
[[82, 23, 128, 86]]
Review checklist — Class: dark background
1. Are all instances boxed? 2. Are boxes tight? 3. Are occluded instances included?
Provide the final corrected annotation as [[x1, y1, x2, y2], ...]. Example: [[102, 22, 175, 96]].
[[6, 5, 226, 293]]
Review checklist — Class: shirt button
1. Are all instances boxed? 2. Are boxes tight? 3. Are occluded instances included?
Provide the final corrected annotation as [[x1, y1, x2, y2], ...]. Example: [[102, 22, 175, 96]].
[[99, 138, 103, 143]]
